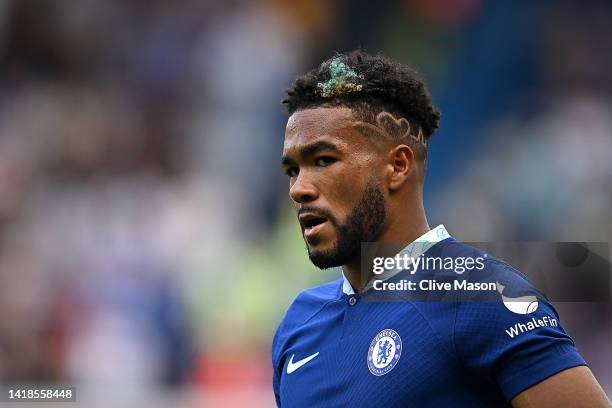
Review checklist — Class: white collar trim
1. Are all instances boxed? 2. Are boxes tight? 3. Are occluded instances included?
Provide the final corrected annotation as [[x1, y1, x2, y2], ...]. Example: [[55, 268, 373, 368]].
[[341, 224, 451, 295]]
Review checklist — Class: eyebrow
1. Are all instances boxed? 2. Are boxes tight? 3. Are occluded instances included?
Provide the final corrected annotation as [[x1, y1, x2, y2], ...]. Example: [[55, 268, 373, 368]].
[[281, 140, 341, 166]]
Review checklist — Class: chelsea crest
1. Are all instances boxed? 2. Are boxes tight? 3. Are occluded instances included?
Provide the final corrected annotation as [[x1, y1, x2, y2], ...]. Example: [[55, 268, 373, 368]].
[[367, 329, 402, 376]]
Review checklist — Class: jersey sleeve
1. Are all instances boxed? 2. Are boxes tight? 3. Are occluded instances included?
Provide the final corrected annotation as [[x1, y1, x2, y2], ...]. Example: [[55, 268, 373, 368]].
[[454, 262, 587, 401]]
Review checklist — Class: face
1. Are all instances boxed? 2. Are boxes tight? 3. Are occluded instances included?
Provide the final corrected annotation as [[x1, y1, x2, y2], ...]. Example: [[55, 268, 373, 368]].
[[282, 107, 388, 269]]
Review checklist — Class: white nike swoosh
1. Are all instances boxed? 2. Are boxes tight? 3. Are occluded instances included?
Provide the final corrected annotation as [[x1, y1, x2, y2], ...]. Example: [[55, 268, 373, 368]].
[[286, 352, 319, 374]]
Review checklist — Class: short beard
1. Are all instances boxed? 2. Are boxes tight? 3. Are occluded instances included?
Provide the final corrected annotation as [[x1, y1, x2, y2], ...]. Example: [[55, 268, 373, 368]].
[[307, 181, 387, 269]]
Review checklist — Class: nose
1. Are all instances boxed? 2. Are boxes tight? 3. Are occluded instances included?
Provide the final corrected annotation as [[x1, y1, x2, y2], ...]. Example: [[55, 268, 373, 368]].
[[289, 172, 318, 204]]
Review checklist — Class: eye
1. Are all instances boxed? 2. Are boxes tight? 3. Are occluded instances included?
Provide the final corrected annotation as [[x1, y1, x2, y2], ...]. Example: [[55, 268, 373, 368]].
[[315, 157, 336, 167], [285, 167, 299, 178]]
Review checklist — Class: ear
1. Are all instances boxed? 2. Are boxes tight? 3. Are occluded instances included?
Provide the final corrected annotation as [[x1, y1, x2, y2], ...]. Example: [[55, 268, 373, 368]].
[[386, 144, 415, 191]]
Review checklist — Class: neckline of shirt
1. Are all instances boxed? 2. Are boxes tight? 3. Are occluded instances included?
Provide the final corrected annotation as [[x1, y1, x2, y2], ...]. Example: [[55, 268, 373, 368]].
[[341, 224, 451, 296]]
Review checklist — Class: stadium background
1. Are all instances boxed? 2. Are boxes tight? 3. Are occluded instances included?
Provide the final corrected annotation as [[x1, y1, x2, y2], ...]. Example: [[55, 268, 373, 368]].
[[0, 0, 611, 406]]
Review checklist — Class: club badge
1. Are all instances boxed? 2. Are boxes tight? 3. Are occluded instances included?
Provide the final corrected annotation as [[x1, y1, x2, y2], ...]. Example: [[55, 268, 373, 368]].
[[367, 329, 402, 376]]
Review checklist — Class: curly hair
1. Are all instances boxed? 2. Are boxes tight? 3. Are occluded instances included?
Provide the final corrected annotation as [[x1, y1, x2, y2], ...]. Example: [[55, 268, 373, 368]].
[[282, 50, 441, 144]]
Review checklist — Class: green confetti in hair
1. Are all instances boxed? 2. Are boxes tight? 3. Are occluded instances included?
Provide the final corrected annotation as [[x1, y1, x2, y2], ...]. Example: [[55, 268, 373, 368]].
[[316, 57, 363, 98]]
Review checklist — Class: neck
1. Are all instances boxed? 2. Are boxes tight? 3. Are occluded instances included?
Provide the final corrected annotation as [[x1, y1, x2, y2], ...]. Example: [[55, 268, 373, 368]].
[[342, 207, 430, 293]]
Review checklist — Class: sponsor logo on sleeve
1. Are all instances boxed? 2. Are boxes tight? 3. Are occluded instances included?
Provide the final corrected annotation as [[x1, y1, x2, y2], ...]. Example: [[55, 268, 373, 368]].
[[496, 282, 539, 314], [496, 282, 560, 339]]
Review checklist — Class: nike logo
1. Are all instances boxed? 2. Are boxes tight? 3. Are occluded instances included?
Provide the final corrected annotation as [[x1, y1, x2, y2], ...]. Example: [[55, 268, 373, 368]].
[[286, 352, 319, 374]]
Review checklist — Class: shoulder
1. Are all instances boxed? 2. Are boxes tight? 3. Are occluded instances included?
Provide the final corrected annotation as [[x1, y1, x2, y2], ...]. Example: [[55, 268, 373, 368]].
[[283, 278, 343, 324], [437, 243, 586, 400], [432, 239, 540, 294], [272, 279, 343, 358], [429, 240, 550, 319], [409, 240, 559, 354]]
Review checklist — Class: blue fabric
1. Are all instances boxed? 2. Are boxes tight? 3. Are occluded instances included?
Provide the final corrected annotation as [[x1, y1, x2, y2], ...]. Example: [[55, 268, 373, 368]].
[[272, 239, 586, 407]]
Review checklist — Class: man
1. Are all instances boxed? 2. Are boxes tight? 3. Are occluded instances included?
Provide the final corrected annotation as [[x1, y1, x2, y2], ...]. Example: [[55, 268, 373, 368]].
[[273, 50, 611, 407]]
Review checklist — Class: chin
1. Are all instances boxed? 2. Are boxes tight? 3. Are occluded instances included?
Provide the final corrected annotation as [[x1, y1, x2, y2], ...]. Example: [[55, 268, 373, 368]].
[[308, 255, 342, 269], [307, 241, 351, 269], [306, 243, 333, 259]]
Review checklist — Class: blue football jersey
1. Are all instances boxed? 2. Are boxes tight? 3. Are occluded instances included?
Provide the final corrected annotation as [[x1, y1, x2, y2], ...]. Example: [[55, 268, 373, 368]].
[[272, 234, 587, 407]]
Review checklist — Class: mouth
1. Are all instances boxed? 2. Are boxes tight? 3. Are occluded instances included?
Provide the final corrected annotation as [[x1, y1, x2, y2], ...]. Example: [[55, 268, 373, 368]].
[[299, 213, 330, 240]]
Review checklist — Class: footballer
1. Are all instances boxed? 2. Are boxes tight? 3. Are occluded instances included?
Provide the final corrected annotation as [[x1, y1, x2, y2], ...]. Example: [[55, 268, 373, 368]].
[[272, 51, 611, 407]]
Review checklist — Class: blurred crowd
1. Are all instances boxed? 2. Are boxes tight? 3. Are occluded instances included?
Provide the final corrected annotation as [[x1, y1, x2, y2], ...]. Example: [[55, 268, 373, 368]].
[[0, 0, 611, 405]]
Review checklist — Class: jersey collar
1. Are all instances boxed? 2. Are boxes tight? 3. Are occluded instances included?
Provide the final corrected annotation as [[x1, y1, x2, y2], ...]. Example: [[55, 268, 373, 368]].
[[341, 224, 451, 295]]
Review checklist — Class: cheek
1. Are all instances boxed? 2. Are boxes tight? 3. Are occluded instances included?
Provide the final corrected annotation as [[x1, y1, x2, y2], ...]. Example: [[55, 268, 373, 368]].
[[321, 162, 375, 220]]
